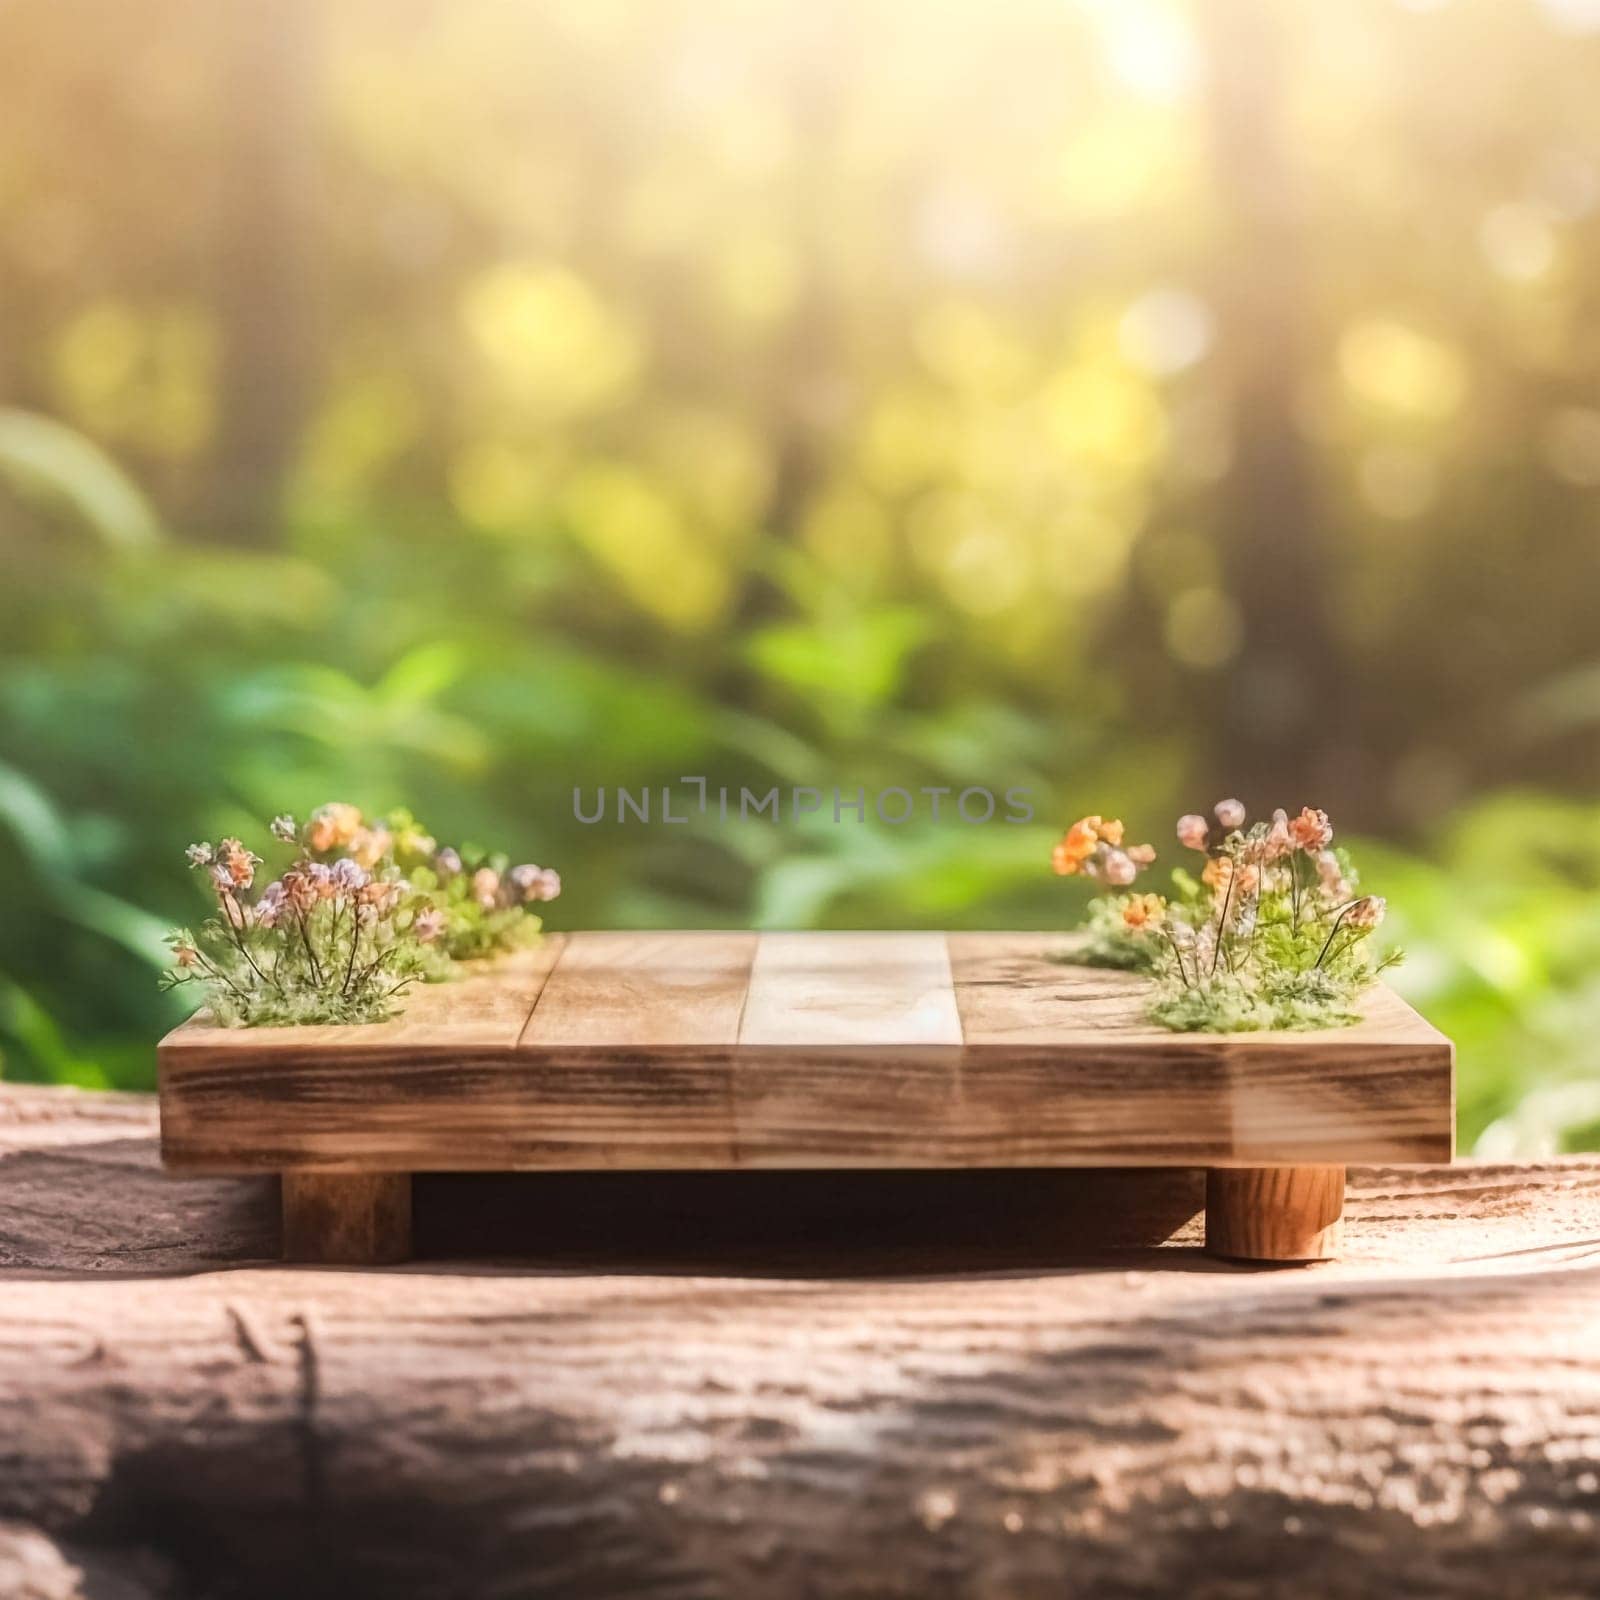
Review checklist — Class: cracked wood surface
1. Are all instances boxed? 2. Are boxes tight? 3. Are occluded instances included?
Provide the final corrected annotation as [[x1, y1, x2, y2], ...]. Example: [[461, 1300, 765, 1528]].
[[3, 1083, 1599, 1599]]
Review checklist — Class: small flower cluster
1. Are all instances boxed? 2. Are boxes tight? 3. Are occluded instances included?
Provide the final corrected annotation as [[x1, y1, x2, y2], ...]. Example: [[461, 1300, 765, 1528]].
[[1053, 799, 1397, 1032], [365, 807, 560, 969], [164, 824, 426, 1027], [1050, 815, 1156, 885], [162, 803, 563, 1027]]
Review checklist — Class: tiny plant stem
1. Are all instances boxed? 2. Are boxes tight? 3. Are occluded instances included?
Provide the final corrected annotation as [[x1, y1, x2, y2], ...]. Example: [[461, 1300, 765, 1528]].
[[192, 949, 250, 1002], [220, 894, 271, 986], [1315, 906, 1355, 969], [350, 943, 400, 991], [1164, 928, 1191, 988], [1211, 865, 1235, 978], [342, 905, 363, 996], [296, 910, 322, 986]]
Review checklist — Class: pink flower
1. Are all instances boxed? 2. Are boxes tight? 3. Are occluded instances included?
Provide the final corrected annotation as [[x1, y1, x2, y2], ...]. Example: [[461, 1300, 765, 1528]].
[[1315, 850, 1349, 900], [1176, 814, 1209, 851], [511, 865, 562, 903], [280, 869, 317, 914], [329, 859, 368, 896], [358, 879, 399, 910], [217, 838, 261, 890], [1263, 808, 1292, 862], [255, 881, 287, 928], [472, 867, 501, 909], [1346, 895, 1386, 929], [1126, 844, 1156, 867], [1214, 798, 1246, 830], [1102, 849, 1137, 887], [414, 907, 446, 943], [174, 943, 200, 968]]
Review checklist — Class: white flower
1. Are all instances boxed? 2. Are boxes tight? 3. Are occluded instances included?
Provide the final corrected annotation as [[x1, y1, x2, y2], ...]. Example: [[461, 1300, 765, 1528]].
[[186, 842, 214, 867], [270, 814, 297, 843]]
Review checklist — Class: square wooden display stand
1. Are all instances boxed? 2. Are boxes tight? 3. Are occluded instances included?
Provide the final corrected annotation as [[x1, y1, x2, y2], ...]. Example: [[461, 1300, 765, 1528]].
[[158, 931, 1454, 1266]]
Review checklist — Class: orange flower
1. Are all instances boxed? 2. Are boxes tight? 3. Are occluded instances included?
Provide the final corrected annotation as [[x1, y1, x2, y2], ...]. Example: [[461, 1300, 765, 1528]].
[[1201, 855, 1232, 891], [1052, 817, 1101, 875], [1097, 818, 1125, 846], [349, 825, 393, 870], [1121, 893, 1165, 929], [307, 802, 363, 854], [1288, 806, 1333, 851]]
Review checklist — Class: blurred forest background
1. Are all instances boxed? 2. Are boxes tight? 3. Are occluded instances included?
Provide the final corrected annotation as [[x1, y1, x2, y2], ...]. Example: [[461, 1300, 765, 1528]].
[[1, 0, 1598, 1151]]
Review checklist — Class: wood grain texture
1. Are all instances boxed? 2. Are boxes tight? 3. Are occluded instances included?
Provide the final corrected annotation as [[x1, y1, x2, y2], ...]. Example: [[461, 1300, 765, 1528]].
[[280, 1172, 411, 1264], [1205, 1164, 1345, 1260], [158, 940, 568, 1172], [519, 929, 756, 1046], [739, 931, 963, 1045], [159, 931, 1453, 1174], [948, 933, 1453, 1166], [505, 930, 756, 1167], [5, 1086, 1600, 1600]]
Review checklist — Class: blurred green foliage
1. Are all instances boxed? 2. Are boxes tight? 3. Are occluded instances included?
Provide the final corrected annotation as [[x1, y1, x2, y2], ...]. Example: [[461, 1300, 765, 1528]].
[[0, 0, 1598, 1152]]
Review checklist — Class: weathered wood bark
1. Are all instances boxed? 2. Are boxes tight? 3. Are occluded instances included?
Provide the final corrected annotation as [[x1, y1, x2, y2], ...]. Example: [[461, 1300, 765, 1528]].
[[4, 1083, 1600, 1598]]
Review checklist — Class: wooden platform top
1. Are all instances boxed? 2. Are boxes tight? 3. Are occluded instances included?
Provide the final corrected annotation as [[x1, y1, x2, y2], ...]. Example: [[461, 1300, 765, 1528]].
[[159, 933, 1454, 1173], [160, 929, 1450, 1058]]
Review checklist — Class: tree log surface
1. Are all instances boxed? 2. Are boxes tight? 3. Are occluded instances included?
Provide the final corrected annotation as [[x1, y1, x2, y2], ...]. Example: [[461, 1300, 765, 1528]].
[[3, 1084, 1599, 1599]]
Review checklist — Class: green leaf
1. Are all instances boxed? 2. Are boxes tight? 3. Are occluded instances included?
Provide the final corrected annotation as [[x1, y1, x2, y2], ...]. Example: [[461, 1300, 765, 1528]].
[[0, 408, 163, 549]]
